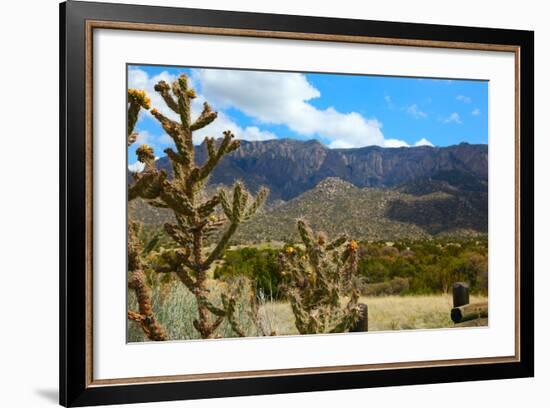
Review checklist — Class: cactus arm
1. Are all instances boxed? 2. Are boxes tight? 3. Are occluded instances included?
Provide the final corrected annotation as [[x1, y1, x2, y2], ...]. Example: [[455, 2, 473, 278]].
[[127, 89, 150, 137], [243, 187, 269, 220], [158, 182, 195, 216], [174, 268, 197, 291], [221, 292, 246, 337], [127, 100, 140, 137], [195, 292, 227, 317], [149, 106, 192, 164], [288, 290, 310, 334], [197, 195, 221, 218], [196, 132, 240, 182], [163, 223, 192, 247], [146, 198, 170, 208], [329, 290, 361, 333], [218, 189, 233, 219], [127, 88, 150, 145], [326, 235, 348, 251], [203, 184, 269, 270], [171, 75, 194, 131], [128, 171, 165, 201], [163, 147, 188, 180], [149, 108, 181, 140], [190, 102, 218, 131], [203, 220, 239, 269], [154, 80, 179, 113], [128, 270, 167, 341], [127, 221, 167, 341]]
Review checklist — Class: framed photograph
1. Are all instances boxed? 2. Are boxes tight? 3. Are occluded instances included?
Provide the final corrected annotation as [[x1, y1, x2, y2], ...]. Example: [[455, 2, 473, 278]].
[[60, 1, 534, 406]]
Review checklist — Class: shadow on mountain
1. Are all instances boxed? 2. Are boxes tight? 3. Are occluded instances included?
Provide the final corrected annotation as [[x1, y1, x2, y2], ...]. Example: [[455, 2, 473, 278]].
[[385, 192, 488, 235], [129, 140, 489, 240], [151, 139, 488, 202], [399, 169, 488, 196]]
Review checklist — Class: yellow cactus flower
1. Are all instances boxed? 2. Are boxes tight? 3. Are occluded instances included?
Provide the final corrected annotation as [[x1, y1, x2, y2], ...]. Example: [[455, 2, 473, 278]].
[[349, 240, 358, 252], [285, 246, 295, 255], [143, 95, 151, 108], [128, 88, 151, 109], [136, 144, 155, 163]]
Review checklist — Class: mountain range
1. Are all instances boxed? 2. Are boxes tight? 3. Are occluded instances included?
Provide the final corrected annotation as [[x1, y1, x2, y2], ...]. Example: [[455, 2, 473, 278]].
[[130, 139, 488, 241]]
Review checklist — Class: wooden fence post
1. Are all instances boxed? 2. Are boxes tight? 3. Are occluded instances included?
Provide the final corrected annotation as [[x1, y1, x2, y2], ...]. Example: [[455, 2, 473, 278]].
[[452, 282, 470, 308], [451, 302, 488, 323], [350, 303, 368, 332]]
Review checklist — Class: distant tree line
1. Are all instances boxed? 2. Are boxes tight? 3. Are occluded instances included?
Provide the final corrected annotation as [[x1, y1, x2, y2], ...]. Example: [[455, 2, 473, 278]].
[[214, 237, 488, 298]]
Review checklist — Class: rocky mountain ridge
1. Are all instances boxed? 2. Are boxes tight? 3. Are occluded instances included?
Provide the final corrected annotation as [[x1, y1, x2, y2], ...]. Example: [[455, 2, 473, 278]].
[[153, 139, 488, 202]]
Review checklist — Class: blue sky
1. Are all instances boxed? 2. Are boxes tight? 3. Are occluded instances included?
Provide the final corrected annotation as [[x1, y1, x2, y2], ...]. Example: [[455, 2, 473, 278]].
[[128, 64, 487, 168]]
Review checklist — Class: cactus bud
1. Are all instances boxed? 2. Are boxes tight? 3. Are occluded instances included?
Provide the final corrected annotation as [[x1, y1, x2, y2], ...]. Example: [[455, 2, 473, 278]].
[[136, 144, 155, 164]]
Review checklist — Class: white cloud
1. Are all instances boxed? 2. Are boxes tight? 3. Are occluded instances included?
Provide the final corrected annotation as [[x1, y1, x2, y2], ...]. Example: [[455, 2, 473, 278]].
[[383, 137, 434, 148], [192, 68, 386, 148], [384, 139, 410, 148], [239, 126, 277, 141], [133, 129, 151, 145], [456, 95, 472, 103], [128, 161, 145, 173], [472, 108, 481, 116], [414, 138, 434, 147], [190, 95, 276, 144], [384, 95, 395, 109], [443, 112, 462, 124], [328, 140, 354, 149], [129, 68, 435, 150], [406, 104, 427, 119], [128, 68, 275, 144]]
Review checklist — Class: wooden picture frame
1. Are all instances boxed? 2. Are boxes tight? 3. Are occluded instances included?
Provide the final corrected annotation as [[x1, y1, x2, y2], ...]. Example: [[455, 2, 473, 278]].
[[60, 1, 534, 406]]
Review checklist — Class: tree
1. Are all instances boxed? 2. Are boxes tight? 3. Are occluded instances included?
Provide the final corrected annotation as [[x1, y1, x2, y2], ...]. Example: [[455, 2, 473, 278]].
[[278, 220, 362, 334], [128, 74, 268, 339]]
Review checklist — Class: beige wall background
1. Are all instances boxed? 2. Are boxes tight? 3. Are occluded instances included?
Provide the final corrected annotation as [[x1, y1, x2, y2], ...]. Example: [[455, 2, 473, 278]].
[[0, 1, 545, 407]]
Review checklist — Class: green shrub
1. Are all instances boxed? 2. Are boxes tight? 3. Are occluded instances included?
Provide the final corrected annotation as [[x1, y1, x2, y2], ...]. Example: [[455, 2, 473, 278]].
[[361, 277, 410, 296], [357, 237, 487, 295], [214, 247, 284, 299], [206, 237, 488, 299]]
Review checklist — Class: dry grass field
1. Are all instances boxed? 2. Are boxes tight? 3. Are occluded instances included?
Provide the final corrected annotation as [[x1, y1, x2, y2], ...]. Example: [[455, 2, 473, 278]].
[[128, 281, 488, 342]]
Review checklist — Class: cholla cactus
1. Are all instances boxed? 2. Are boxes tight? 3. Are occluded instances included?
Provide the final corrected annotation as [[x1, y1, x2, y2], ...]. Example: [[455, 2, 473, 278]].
[[129, 74, 268, 339], [126, 92, 166, 341], [127, 88, 151, 145], [127, 221, 167, 341], [279, 220, 361, 334]]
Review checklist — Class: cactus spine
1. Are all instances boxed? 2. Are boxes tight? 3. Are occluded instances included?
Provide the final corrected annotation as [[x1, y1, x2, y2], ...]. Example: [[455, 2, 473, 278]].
[[129, 74, 268, 339], [279, 220, 361, 334]]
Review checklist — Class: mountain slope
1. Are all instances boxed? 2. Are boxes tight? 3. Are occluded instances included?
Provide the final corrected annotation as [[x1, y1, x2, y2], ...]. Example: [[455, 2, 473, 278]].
[[234, 177, 486, 242], [154, 139, 488, 202], [130, 140, 488, 242]]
